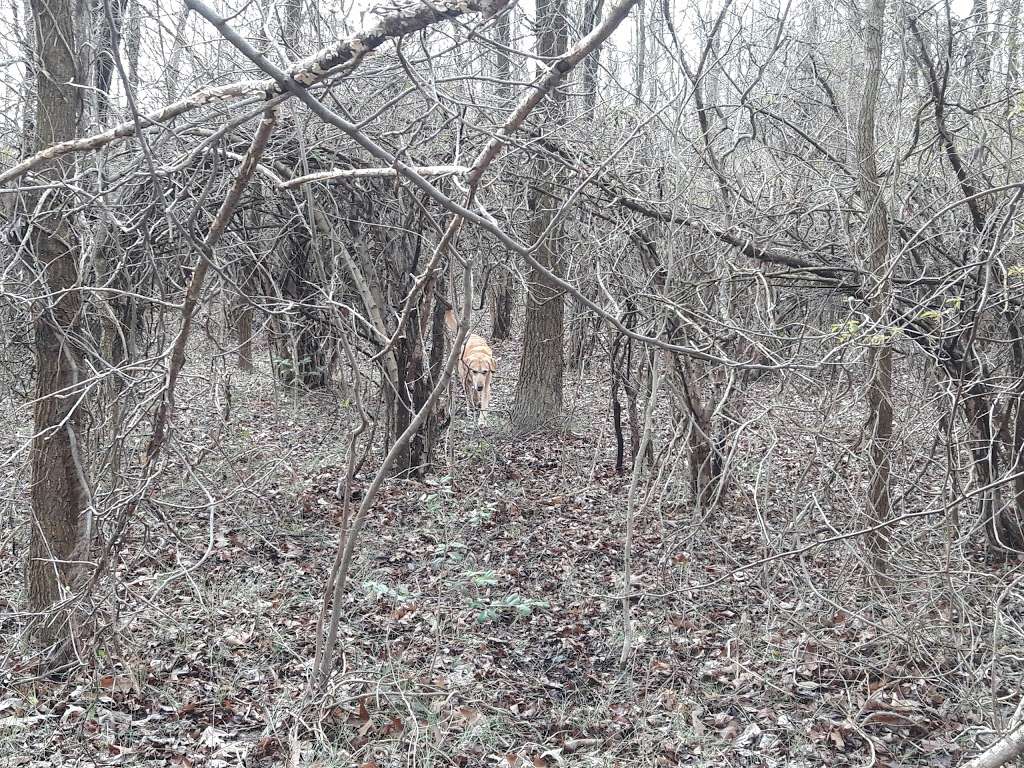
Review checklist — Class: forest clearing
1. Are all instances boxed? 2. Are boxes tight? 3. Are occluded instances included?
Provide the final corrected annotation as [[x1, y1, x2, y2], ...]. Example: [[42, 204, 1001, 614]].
[[3, 0, 1024, 764]]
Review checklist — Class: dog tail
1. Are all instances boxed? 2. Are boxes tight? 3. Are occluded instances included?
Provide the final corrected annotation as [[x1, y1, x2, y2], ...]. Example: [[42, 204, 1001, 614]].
[[444, 308, 458, 334]]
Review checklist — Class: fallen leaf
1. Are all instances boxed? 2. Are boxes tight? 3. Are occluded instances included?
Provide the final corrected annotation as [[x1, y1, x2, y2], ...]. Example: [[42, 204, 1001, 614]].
[[98, 674, 133, 693], [198, 725, 227, 749]]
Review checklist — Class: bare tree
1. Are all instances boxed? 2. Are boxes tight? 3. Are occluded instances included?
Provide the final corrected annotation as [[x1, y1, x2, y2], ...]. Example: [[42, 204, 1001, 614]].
[[856, 0, 894, 581]]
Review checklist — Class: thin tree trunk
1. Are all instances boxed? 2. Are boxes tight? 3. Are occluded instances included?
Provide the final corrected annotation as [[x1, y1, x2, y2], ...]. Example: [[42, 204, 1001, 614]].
[[581, 0, 606, 118], [424, 271, 449, 466], [236, 302, 254, 371], [1008, 0, 1022, 85], [165, 6, 191, 103], [19, 0, 36, 158], [971, 0, 991, 97], [124, 0, 140, 97], [26, 0, 88, 650], [856, 0, 894, 583], [279, 0, 303, 57], [95, 0, 127, 124], [634, 0, 646, 105], [490, 7, 514, 341], [490, 273, 514, 341]]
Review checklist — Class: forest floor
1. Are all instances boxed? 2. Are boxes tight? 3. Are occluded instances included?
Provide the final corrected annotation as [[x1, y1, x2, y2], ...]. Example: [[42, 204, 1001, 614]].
[[2, 332, 1022, 767]]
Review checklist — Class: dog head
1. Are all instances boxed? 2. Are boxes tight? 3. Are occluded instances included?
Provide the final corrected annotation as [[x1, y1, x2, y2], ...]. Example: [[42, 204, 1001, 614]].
[[464, 353, 496, 393]]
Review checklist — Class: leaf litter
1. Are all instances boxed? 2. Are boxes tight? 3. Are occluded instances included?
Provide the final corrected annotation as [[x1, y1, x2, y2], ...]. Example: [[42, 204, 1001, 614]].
[[0, 338, 1018, 767]]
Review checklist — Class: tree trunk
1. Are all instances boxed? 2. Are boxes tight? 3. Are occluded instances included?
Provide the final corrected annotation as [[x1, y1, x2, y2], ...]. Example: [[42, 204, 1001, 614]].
[[567, 297, 587, 370], [19, 0, 36, 157], [277, 229, 329, 387], [634, 0, 646, 105], [164, 6, 190, 103], [1008, 0, 1022, 86], [510, 0, 568, 431], [26, 0, 88, 649], [236, 301, 254, 372], [424, 272, 449, 467], [580, 0, 606, 119], [611, 323, 650, 472], [490, 270, 514, 341], [856, 0, 894, 582], [279, 0, 304, 57], [970, 0, 991, 97], [489, 7, 514, 342], [511, 192, 566, 429], [963, 375, 1024, 553], [95, 0, 127, 125], [123, 0, 140, 96]]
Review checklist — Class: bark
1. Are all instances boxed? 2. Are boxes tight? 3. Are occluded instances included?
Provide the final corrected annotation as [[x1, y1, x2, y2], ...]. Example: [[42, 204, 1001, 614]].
[[26, 0, 88, 649], [856, 0, 894, 582], [634, 0, 646, 105], [671, 356, 722, 510], [490, 270, 515, 341], [393, 227, 428, 477], [610, 305, 649, 473], [423, 272, 449, 467], [510, 0, 569, 431], [567, 294, 598, 370], [399, 209, 451, 476], [611, 343, 626, 473]]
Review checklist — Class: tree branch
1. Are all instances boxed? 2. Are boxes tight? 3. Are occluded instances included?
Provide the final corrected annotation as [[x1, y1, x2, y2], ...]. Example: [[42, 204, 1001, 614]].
[[0, 0, 512, 186]]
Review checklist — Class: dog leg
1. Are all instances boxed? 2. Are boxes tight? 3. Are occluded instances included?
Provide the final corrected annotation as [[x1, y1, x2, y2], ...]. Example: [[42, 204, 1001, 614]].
[[478, 384, 490, 426]]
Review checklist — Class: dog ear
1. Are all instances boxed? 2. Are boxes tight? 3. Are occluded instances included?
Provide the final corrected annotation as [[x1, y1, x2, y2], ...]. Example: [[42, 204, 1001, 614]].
[[489, 357, 497, 373]]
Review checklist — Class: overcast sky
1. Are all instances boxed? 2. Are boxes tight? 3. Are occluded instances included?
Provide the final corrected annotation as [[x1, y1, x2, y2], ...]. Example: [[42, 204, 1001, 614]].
[[0, 0, 984, 144]]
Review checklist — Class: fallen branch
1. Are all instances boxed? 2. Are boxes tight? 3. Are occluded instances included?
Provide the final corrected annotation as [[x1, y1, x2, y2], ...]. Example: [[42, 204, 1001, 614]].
[[0, 82, 267, 185], [280, 164, 470, 189], [960, 700, 1024, 768]]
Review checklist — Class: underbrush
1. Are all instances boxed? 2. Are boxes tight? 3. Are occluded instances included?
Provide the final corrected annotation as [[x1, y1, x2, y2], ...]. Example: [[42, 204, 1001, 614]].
[[1, 340, 1019, 767]]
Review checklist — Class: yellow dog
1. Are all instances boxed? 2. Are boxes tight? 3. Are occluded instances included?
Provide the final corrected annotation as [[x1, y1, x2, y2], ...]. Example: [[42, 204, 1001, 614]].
[[445, 310, 496, 425]]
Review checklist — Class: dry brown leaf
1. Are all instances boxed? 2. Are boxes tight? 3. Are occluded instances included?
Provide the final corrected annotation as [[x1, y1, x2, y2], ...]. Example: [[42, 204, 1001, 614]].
[[98, 674, 133, 693]]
